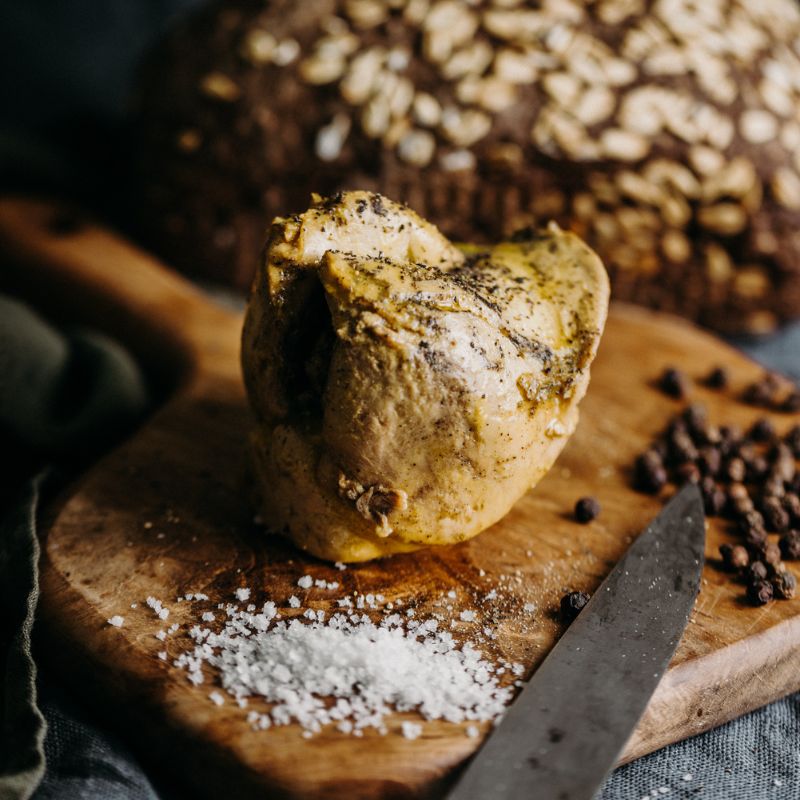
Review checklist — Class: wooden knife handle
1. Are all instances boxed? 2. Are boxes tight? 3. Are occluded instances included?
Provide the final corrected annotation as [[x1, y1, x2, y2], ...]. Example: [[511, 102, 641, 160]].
[[0, 196, 242, 388]]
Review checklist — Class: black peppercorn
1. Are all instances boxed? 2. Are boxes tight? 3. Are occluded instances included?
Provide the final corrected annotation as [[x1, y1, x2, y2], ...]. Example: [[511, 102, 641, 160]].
[[676, 461, 701, 485], [684, 403, 709, 438], [769, 443, 796, 484], [700, 477, 726, 516], [746, 456, 770, 483], [723, 457, 747, 484], [705, 366, 729, 390], [746, 561, 769, 583], [669, 430, 699, 464], [742, 381, 774, 407], [761, 497, 790, 533], [779, 530, 800, 560], [783, 494, 800, 525], [772, 570, 797, 600], [635, 451, 667, 494], [720, 543, 749, 571], [698, 447, 721, 477], [744, 527, 769, 550], [782, 391, 800, 413], [560, 591, 590, 623], [574, 497, 601, 524], [660, 367, 691, 400], [749, 417, 776, 443], [747, 579, 774, 606], [739, 509, 766, 534], [760, 540, 782, 567]]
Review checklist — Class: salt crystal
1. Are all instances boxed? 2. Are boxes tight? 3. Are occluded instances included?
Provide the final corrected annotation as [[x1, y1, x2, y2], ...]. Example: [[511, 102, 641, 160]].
[[202, 612, 215, 622], [235, 588, 251, 602], [523, 602, 536, 613], [460, 610, 476, 622], [288, 596, 301, 608], [155, 630, 167, 641], [161, 589, 516, 737], [447, 590, 457, 599], [130, 603, 138, 609], [297, 575, 313, 589], [209, 691, 225, 706], [401, 721, 423, 740], [466, 725, 479, 738], [334, 562, 347, 571], [158, 651, 167, 661], [107, 616, 124, 628]]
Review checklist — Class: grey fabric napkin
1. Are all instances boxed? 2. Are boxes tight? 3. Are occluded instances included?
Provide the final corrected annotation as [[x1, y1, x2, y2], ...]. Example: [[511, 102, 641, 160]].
[[0, 295, 151, 800]]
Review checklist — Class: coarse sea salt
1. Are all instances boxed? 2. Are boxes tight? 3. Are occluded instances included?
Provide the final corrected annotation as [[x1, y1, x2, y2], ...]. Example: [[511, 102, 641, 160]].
[[152, 587, 520, 738], [107, 616, 124, 628], [401, 721, 423, 740]]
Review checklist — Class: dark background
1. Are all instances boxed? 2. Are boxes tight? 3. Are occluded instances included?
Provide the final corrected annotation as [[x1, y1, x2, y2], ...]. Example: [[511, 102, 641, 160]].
[[0, 0, 205, 225]]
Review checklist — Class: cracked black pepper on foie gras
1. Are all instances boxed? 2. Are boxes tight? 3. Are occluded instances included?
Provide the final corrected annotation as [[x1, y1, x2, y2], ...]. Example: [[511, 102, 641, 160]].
[[241, 191, 609, 562]]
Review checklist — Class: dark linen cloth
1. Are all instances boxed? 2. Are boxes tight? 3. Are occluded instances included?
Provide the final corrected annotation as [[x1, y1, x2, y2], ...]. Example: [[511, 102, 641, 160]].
[[0, 295, 152, 800]]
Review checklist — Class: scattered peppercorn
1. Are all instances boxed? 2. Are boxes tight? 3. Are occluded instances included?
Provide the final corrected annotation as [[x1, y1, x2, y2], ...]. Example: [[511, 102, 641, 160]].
[[698, 447, 721, 477], [771, 570, 797, 600], [779, 530, 800, 560], [676, 461, 701, 485], [705, 366, 729, 390], [723, 457, 747, 484], [574, 496, 601, 524], [749, 417, 776, 443], [700, 477, 726, 516], [783, 391, 800, 413], [770, 444, 796, 484], [760, 497, 790, 533], [635, 451, 667, 494], [783, 494, 800, 525], [742, 381, 774, 408], [747, 579, 774, 606], [752, 540, 782, 568], [633, 375, 800, 609], [719, 543, 749, 571], [746, 560, 769, 583], [659, 367, 692, 400], [560, 591, 590, 623]]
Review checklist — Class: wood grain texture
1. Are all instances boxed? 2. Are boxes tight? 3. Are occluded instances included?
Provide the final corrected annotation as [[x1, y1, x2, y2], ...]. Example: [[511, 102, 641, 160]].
[[2, 197, 799, 799]]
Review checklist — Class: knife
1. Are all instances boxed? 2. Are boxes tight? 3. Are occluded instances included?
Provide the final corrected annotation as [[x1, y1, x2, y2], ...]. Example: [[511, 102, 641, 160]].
[[447, 483, 706, 800]]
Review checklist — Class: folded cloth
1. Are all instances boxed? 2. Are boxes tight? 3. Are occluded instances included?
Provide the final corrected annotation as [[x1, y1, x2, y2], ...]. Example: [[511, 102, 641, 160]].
[[0, 295, 150, 800]]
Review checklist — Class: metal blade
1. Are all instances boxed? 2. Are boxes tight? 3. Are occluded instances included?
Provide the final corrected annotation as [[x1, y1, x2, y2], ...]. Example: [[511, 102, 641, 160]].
[[447, 483, 706, 800]]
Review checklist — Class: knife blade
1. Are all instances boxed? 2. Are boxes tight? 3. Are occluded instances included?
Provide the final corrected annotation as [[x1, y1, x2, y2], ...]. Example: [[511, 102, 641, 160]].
[[447, 483, 706, 800]]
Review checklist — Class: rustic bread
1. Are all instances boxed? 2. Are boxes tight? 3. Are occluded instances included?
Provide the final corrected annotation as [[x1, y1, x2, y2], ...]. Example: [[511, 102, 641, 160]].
[[134, 0, 800, 333]]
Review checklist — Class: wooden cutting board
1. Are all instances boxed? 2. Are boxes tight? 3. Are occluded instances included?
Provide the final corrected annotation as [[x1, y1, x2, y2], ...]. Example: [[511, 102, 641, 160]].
[[2, 197, 799, 800]]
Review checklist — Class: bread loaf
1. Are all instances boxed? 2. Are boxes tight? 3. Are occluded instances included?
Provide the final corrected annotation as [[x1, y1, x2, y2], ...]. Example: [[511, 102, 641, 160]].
[[134, 0, 800, 333]]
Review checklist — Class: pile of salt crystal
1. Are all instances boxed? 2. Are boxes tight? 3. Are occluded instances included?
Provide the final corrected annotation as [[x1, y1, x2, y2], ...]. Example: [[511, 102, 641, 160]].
[[117, 583, 528, 739]]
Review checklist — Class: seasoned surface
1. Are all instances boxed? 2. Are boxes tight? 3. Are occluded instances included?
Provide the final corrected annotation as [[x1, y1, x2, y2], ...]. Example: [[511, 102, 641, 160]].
[[241, 192, 608, 561]]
